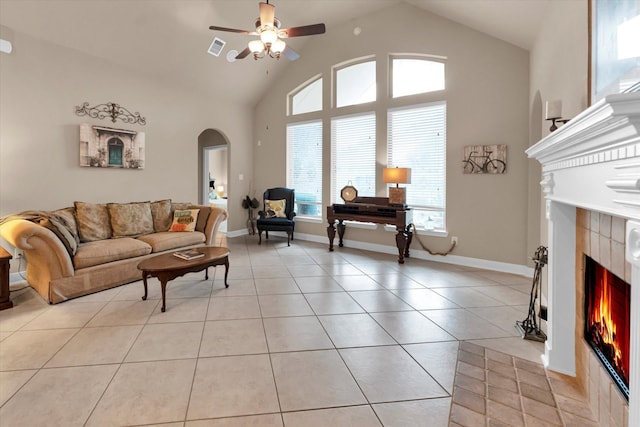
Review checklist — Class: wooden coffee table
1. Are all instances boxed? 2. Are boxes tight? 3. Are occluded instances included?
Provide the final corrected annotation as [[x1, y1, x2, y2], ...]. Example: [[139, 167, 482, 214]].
[[137, 246, 230, 312]]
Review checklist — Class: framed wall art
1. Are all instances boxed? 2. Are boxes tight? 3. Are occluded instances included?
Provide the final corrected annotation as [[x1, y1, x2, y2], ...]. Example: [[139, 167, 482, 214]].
[[462, 144, 507, 174], [79, 124, 145, 169]]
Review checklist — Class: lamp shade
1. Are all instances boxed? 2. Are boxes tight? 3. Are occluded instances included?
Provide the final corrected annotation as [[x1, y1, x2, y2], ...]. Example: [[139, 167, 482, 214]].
[[383, 167, 411, 184]]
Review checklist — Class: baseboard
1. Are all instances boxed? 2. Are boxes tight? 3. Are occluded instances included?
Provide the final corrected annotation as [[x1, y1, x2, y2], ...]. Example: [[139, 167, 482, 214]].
[[10, 272, 27, 286], [225, 229, 249, 238], [293, 232, 534, 277]]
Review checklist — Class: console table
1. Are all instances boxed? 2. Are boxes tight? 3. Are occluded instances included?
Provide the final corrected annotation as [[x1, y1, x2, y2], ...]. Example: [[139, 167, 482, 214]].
[[0, 247, 13, 310], [327, 199, 413, 264]]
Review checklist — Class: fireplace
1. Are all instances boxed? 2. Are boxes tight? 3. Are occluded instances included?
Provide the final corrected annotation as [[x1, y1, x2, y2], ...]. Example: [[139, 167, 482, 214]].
[[584, 255, 631, 400], [527, 91, 640, 426]]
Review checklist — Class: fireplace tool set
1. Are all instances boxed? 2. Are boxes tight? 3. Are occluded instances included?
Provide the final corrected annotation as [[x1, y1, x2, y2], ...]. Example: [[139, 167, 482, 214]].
[[515, 245, 548, 342]]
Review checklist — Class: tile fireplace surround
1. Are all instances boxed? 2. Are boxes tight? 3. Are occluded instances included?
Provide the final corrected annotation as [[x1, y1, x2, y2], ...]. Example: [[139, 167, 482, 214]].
[[527, 92, 640, 426]]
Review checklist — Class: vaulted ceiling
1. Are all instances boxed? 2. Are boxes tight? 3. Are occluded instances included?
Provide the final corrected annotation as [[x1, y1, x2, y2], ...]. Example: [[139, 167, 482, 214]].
[[0, 0, 552, 106]]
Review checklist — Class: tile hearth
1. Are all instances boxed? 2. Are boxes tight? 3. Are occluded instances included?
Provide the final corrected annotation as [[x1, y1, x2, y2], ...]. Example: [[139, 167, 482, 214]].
[[450, 342, 600, 426], [0, 236, 599, 426]]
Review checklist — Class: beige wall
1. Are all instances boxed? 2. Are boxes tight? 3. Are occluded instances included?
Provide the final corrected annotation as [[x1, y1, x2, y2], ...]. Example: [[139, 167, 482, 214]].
[[0, 29, 255, 238], [529, 1, 588, 300], [0, 1, 590, 272], [529, 0, 588, 246], [254, 3, 531, 266]]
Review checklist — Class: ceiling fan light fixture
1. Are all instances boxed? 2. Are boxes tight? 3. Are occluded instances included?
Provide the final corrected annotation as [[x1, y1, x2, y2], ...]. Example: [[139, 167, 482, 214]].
[[271, 38, 286, 54], [209, 1, 325, 62], [260, 29, 278, 45], [248, 39, 264, 54]]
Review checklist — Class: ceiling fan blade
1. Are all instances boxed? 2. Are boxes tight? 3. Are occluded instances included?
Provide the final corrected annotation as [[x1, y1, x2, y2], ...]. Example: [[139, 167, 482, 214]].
[[282, 46, 300, 61], [279, 23, 326, 38], [209, 25, 253, 35], [259, 2, 276, 27], [235, 47, 252, 60]]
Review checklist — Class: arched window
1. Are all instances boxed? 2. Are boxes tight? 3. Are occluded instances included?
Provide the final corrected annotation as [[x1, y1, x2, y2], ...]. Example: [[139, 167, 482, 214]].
[[391, 56, 445, 98], [290, 76, 323, 115], [335, 59, 376, 108]]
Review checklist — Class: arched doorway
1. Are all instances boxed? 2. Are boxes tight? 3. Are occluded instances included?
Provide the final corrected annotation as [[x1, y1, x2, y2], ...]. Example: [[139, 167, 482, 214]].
[[198, 129, 229, 232]]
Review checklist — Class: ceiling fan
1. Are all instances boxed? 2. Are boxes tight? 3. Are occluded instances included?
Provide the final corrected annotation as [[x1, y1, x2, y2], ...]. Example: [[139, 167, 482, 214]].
[[209, 1, 326, 61]]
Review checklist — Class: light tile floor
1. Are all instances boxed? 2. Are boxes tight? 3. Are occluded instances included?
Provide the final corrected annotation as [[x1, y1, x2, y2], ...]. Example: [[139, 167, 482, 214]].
[[0, 235, 596, 426]]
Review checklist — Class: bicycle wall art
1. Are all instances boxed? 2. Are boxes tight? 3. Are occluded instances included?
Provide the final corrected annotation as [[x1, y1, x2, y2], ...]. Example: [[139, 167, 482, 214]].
[[462, 144, 507, 174]]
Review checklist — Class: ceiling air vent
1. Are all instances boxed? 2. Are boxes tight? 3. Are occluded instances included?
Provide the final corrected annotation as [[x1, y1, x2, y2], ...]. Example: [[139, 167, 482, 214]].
[[207, 37, 225, 57]]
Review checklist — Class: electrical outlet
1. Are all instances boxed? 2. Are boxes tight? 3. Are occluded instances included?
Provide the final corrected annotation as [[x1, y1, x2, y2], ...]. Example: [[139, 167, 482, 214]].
[[451, 236, 458, 245], [540, 305, 548, 321], [13, 248, 22, 259]]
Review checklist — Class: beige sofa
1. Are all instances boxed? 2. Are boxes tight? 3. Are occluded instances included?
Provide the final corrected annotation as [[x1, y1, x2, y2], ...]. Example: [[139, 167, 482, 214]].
[[0, 200, 227, 304]]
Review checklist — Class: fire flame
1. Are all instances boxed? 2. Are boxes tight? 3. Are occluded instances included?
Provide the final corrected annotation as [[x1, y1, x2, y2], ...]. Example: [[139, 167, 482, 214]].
[[590, 273, 623, 368]]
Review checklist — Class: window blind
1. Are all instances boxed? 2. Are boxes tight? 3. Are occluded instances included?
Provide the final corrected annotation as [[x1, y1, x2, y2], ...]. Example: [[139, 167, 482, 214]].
[[331, 112, 376, 202], [388, 102, 446, 228], [286, 120, 323, 216]]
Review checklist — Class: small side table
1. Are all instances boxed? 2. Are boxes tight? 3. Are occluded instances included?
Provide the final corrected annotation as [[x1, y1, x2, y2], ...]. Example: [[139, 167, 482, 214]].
[[0, 247, 14, 310]]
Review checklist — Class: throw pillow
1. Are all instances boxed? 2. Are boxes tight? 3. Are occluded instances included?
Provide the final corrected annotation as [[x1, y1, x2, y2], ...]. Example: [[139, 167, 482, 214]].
[[169, 209, 199, 232], [74, 202, 111, 242], [43, 212, 78, 256], [172, 202, 191, 212], [107, 202, 154, 237], [52, 207, 80, 245], [192, 205, 211, 233], [150, 199, 172, 232], [265, 199, 287, 218]]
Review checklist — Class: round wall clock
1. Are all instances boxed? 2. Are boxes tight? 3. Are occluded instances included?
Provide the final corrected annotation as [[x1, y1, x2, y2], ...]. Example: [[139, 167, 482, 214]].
[[340, 184, 358, 203]]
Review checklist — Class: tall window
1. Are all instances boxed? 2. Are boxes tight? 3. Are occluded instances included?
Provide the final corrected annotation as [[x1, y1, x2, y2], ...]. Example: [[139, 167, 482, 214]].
[[331, 113, 376, 201], [287, 120, 323, 216], [335, 60, 376, 108], [388, 102, 446, 230], [286, 54, 448, 231]]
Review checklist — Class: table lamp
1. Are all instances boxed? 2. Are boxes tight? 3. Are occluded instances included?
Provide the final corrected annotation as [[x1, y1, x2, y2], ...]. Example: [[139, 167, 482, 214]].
[[383, 167, 411, 206]]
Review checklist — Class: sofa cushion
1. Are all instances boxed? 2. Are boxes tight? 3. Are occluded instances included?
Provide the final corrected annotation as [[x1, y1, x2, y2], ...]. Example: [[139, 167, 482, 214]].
[[169, 209, 199, 232], [137, 231, 205, 252], [150, 199, 172, 232], [73, 238, 152, 269], [75, 202, 112, 242], [107, 202, 154, 237]]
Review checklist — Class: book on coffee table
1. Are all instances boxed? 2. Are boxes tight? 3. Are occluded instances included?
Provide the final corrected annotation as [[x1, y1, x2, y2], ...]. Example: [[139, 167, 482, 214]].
[[173, 249, 205, 260]]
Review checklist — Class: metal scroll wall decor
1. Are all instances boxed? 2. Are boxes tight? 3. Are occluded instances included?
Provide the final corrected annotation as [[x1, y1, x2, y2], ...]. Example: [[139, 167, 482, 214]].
[[75, 102, 146, 126]]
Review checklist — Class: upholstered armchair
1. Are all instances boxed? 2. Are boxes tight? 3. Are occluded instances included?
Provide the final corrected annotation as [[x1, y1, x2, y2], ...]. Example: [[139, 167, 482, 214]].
[[257, 187, 296, 246]]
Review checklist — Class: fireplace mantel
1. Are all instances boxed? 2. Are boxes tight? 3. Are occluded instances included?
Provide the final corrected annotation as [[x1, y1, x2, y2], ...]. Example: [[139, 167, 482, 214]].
[[528, 92, 640, 220], [527, 91, 640, 426]]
